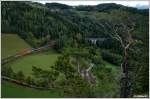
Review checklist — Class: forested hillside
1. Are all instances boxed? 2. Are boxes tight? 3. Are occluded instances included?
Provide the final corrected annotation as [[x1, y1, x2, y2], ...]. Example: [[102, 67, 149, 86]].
[[1, 1, 149, 97]]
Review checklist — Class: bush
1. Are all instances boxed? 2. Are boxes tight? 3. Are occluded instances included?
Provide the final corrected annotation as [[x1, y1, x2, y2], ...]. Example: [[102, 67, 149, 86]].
[[32, 66, 60, 87], [16, 71, 25, 81], [26, 76, 35, 85], [1, 66, 14, 78], [92, 55, 104, 65], [34, 79, 47, 87], [63, 74, 95, 97], [54, 73, 66, 86], [102, 50, 122, 66]]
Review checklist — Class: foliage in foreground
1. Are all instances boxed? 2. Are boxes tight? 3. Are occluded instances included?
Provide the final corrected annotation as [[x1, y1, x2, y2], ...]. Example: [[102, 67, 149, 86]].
[[1, 1, 149, 96]]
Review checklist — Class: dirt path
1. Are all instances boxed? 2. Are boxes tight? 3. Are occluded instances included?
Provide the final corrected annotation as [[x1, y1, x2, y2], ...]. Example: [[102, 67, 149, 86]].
[[80, 63, 96, 84]]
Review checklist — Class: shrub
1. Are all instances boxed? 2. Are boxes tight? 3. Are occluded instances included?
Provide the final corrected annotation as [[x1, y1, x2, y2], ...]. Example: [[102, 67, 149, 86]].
[[1, 66, 14, 78], [102, 50, 122, 66], [54, 73, 66, 87], [16, 71, 25, 81], [34, 79, 47, 87], [26, 76, 35, 85]]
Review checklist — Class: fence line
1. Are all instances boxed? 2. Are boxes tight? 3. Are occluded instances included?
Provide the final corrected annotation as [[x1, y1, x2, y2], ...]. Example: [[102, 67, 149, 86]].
[[2, 76, 55, 90]]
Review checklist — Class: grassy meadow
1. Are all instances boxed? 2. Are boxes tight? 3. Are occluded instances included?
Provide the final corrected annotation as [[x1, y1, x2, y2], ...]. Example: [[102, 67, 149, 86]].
[[104, 61, 120, 76], [1, 34, 31, 59], [2, 33, 60, 77], [1, 33, 62, 98], [4, 50, 60, 77], [1, 81, 64, 98], [1, 33, 120, 98]]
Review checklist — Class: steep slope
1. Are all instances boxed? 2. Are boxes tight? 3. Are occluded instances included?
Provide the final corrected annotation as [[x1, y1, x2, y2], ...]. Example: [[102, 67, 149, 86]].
[[2, 1, 148, 47]]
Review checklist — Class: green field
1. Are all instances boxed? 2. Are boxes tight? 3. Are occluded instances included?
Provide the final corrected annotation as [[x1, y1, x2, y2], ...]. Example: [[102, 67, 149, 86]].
[[1, 81, 64, 98], [1, 33, 62, 98], [104, 61, 120, 76], [1, 33, 120, 98], [4, 50, 60, 77], [2, 34, 31, 59], [2, 33, 60, 77]]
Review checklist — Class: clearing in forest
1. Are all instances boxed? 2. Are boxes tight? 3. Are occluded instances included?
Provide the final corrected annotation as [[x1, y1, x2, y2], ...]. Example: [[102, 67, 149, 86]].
[[1, 33, 31, 59], [3, 50, 60, 77]]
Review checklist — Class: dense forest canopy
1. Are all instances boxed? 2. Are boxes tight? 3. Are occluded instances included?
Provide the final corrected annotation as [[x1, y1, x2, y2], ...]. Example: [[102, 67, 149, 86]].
[[1, 1, 149, 97]]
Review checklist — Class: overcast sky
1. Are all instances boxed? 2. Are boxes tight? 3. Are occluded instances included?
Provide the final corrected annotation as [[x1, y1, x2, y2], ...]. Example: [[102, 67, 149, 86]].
[[35, 1, 149, 8]]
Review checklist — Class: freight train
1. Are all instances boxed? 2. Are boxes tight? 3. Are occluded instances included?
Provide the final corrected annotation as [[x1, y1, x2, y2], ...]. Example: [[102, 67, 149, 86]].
[[14, 44, 51, 58], [2, 43, 53, 65]]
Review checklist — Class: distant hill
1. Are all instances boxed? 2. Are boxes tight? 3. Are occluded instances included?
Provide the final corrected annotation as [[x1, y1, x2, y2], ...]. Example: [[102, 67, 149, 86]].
[[76, 3, 148, 15], [1, 1, 148, 46], [45, 3, 72, 9], [1, 1, 148, 45]]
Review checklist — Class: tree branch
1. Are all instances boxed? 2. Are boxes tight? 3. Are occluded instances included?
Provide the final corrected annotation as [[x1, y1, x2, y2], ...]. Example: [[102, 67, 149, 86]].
[[135, 65, 143, 79], [86, 63, 94, 72]]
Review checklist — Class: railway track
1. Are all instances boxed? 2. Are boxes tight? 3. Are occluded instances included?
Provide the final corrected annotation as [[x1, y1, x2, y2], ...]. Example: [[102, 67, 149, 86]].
[[1, 41, 57, 90], [1, 41, 55, 65]]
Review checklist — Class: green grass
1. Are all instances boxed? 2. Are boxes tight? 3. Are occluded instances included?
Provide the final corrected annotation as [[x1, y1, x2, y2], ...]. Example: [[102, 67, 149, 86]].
[[2, 33, 60, 77], [1, 81, 64, 98], [2, 33, 31, 59], [4, 50, 60, 77], [1, 34, 63, 98], [91, 61, 120, 79], [91, 61, 120, 97], [104, 61, 120, 76]]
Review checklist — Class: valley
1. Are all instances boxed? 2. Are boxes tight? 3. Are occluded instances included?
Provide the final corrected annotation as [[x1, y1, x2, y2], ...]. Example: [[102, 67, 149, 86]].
[[1, 1, 149, 98]]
